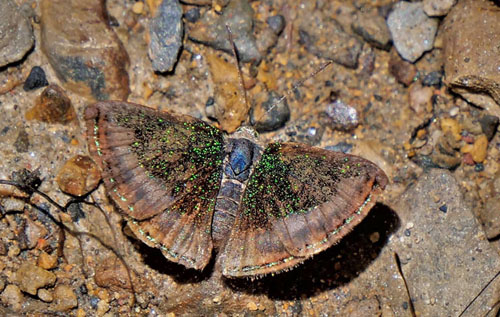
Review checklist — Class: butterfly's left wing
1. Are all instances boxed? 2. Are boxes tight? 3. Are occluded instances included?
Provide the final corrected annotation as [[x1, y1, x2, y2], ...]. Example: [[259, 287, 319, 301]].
[[221, 142, 388, 278]]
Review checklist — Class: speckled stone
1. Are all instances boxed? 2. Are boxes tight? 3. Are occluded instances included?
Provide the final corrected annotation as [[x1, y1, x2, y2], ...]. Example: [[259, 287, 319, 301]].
[[14, 262, 56, 296], [0, 0, 34, 67], [53, 285, 78, 311]]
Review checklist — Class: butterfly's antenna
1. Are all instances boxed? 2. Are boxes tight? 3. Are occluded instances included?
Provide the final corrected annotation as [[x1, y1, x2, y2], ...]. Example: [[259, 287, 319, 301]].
[[394, 252, 416, 317], [458, 269, 500, 317], [254, 60, 333, 123], [225, 24, 250, 116]]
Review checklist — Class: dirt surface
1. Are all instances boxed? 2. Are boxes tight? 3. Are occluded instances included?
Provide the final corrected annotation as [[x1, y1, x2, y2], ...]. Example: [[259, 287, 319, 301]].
[[0, 0, 499, 315]]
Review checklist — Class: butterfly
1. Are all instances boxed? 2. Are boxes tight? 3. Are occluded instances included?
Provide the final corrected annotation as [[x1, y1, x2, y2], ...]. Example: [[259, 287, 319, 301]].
[[84, 101, 388, 278]]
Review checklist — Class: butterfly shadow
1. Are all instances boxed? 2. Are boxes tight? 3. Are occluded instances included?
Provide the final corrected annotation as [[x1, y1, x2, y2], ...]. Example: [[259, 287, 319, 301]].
[[223, 203, 400, 300]]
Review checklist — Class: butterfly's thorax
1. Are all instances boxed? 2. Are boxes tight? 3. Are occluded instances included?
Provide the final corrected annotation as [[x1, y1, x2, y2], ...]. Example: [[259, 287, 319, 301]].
[[212, 127, 262, 248]]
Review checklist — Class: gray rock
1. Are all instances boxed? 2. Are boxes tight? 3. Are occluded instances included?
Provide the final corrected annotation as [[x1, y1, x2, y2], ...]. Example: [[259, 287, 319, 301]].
[[266, 15, 285, 35], [299, 13, 362, 69], [250, 91, 290, 132], [0, 0, 34, 67], [323, 99, 359, 131], [148, 0, 183, 72], [352, 10, 391, 51], [423, 0, 457, 16], [392, 169, 500, 316], [387, 1, 438, 62], [188, 0, 261, 63]]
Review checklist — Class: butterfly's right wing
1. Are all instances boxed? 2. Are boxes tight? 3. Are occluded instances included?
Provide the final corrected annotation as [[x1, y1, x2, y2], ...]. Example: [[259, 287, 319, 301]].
[[221, 142, 388, 278], [85, 101, 224, 270]]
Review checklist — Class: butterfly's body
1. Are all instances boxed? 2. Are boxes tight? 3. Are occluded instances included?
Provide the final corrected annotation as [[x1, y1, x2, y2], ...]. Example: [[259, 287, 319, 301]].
[[85, 101, 387, 278], [212, 128, 263, 247]]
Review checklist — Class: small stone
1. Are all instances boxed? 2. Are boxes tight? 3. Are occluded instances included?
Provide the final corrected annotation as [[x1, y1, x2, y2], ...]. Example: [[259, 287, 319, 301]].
[[299, 12, 362, 68], [132, 1, 144, 14], [325, 142, 353, 154], [188, 0, 261, 63], [323, 99, 359, 131], [14, 263, 56, 295], [97, 300, 110, 315], [439, 204, 448, 213], [474, 163, 484, 172], [1, 284, 24, 311], [56, 155, 101, 197], [38, 289, 53, 302], [479, 115, 499, 141], [94, 257, 133, 291], [0, 241, 6, 256], [8, 244, 21, 257], [352, 9, 391, 51], [423, 0, 457, 16], [53, 284, 78, 311], [440, 118, 462, 141], [281, 118, 325, 146], [266, 15, 285, 35], [13, 128, 30, 153], [471, 134, 488, 163], [25, 84, 76, 124], [422, 71, 443, 87], [462, 153, 474, 165], [250, 91, 290, 132], [409, 84, 433, 115], [369, 232, 380, 243], [389, 54, 417, 86], [0, 0, 34, 67], [184, 8, 200, 23], [246, 301, 258, 311], [148, 0, 183, 72], [387, 1, 439, 62], [37, 251, 58, 270], [23, 66, 49, 91]]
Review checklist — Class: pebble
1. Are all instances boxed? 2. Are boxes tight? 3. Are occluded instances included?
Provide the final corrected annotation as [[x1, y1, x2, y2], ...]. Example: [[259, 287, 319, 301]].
[[440, 118, 462, 141], [38, 251, 59, 270], [387, 1, 438, 62], [299, 12, 362, 68], [0, 0, 34, 67], [184, 7, 201, 23], [423, 0, 457, 16], [94, 257, 133, 291], [409, 84, 433, 115], [25, 85, 76, 124], [422, 71, 443, 88], [442, 0, 500, 115], [188, 0, 261, 63], [352, 9, 391, 51], [479, 115, 499, 141], [325, 142, 353, 154], [246, 301, 258, 311], [267, 15, 285, 35], [132, 1, 144, 14], [250, 91, 290, 132], [471, 134, 488, 163], [13, 128, 30, 153], [281, 118, 325, 146], [388, 54, 417, 86], [40, 0, 130, 101], [148, 0, 183, 72], [56, 155, 101, 197], [14, 262, 56, 295], [54, 284, 78, 311], [323, 99, 359, 131], [23, 66, 49, 91], [1, 284, 23, 311], [369, 232, 380, 243], [38, 288, 54, 302]]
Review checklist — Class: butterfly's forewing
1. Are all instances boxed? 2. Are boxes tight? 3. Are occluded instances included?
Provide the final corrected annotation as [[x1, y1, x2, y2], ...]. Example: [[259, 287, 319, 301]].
[[222, 142, 388, 277], [85, 101, 224, 270]]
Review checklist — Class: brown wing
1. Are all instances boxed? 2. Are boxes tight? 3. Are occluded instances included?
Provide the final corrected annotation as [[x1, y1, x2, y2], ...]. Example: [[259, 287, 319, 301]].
[[85, 101, 224, 270], [221, 142, 388, 278]]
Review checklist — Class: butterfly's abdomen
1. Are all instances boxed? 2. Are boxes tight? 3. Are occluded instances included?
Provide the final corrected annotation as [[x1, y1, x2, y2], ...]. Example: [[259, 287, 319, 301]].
[[212, 137, 261, 248]]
